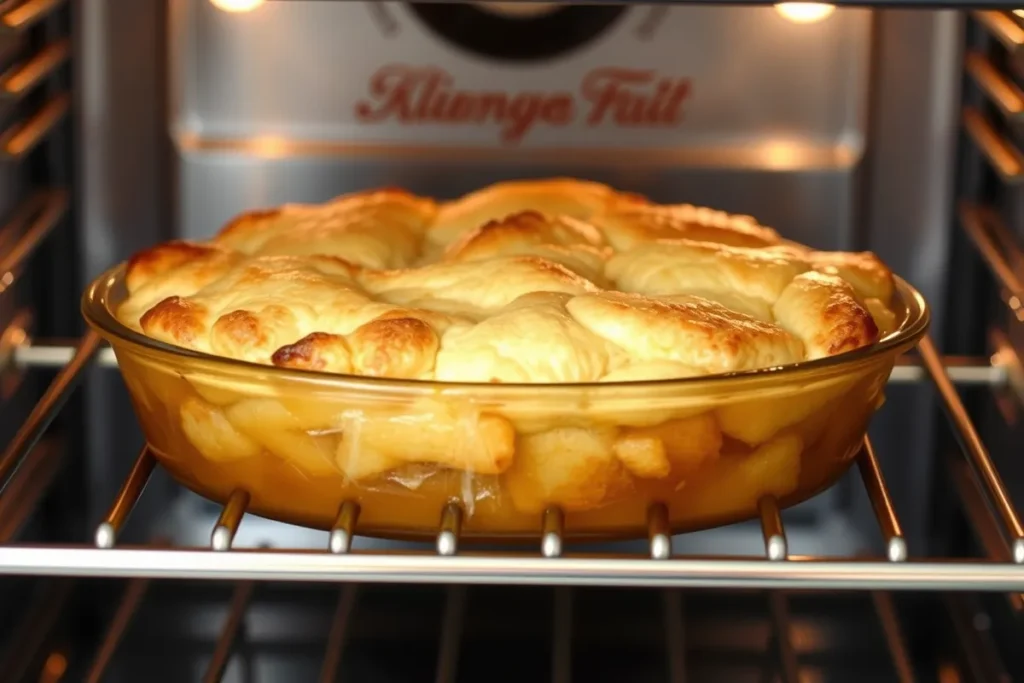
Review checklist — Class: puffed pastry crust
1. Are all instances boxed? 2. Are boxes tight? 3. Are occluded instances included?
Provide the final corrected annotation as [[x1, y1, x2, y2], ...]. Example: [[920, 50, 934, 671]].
[[119, 179, 895, 383]]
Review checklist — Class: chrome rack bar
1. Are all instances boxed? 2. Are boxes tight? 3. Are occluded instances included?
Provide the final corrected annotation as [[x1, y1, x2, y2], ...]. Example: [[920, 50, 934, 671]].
[[0, 190, 68, 283], [0, 38, 70, 101], [662, 591, 686, 683], [328, 500, 359, 554], [0, 0, 65, 32], [765, 593, 799, 683], [871, 592, 916, 683], [648, 503, 671, 560], [434, 586, 467, 683], [552, 588, 573, 683], [950, 457, 1024, 611], [0, 330, 100, 488], [4, 548, 1024, 589], [542, 507, 564, 559], [14, 343, 118, 369], [889, 361, 1006, 386], [0, 438, 60, 543], [857, 438, 908, 562], [318, 585, 359, 683], [959, 196, 1024, 405], [958, 203, 1024, 318], [965, 51, 1024, 120], [0, 92, 71, 159], [758, 496, 796, 683], [757, 496, 787, 561], [203, 580, 256, 683], [95, 446, 157, 548], [437, 502, 463, 557], [974, 10, 1024, 55], [212, 490, 249, 551], [963, 107, 1024, 183], [919, 335, 1024, 563], [84, 578, 151, 683]]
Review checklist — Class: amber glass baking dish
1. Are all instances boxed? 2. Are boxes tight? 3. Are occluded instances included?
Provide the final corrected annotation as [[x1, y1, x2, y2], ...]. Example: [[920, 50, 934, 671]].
[[84, 265, 929, 542]]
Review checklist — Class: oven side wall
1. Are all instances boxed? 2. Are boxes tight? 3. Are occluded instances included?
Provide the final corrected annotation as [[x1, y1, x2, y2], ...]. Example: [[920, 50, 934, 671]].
[[76, 0, 174, 533]]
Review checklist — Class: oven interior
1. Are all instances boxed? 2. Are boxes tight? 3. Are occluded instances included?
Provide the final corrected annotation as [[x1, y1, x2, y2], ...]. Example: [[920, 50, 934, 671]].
[[1, 0, 1024, 680]]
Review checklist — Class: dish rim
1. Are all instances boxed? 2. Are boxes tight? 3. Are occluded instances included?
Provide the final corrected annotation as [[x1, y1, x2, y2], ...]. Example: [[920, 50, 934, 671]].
[[82, 262, 931, 397]]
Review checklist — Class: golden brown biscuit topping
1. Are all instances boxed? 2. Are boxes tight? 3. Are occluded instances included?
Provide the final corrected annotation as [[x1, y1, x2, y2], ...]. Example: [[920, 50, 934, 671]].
[[117, 178, 896, 383]]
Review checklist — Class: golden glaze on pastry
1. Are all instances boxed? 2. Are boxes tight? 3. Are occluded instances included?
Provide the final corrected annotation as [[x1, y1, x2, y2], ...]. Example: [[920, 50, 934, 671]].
[[120, 178, 894, 383], [112, 179, 901, 517], [590, 199, 782, 251], [429, 177, 628, 247], [217, 188, 437, 269]]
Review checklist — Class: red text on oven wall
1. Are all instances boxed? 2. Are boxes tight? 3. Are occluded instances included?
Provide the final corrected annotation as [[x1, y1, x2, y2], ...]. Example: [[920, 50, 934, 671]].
[[354, 65, 692, 145]]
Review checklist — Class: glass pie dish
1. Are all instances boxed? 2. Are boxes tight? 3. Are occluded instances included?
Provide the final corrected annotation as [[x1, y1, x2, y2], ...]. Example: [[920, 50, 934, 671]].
[[83, 266, 928, 542]]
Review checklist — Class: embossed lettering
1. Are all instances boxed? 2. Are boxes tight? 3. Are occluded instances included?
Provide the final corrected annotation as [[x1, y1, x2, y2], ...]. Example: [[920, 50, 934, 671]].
[[354, 64, 691, 145], [583, 68, 691, 127]]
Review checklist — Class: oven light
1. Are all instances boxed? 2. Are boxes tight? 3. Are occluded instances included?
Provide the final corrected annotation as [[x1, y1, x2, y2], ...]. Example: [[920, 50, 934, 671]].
[[774, 3, 836, 23], [210, 0, 265, 13], [1015, 9, 1024, 18]]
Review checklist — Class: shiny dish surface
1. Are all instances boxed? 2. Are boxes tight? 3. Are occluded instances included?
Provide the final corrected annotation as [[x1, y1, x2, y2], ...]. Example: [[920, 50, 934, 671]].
[[83, 179, 930, 539]]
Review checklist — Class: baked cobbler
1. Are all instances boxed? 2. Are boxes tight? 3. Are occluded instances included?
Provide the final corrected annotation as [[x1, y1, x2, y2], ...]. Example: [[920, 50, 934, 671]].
[[119, 178, 896, 382], [105, 179, 912, 527]]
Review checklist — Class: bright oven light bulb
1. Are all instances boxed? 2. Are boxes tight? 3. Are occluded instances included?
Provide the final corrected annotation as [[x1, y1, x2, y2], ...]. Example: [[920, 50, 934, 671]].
[[774, 3, 836, 24], [210, 0, 265, 13]]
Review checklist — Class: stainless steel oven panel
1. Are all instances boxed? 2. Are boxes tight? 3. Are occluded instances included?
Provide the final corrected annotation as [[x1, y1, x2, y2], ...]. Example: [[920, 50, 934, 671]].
[[175, 158, 860, 248], [170, 1, 870, 153]]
